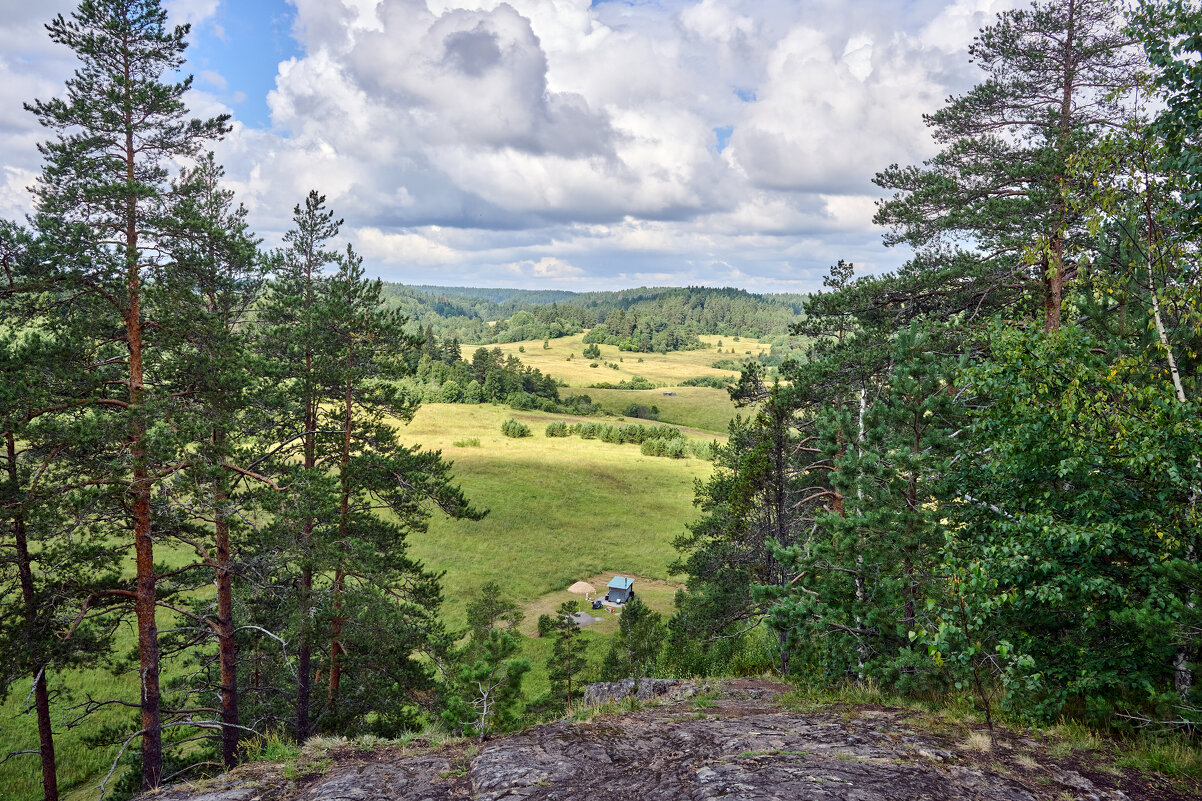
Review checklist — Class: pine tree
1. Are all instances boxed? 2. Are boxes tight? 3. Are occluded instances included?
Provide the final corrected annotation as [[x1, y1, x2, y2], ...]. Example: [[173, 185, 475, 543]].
[[442, 583, 529, 739], [873, 0, 1144, 332], [545, 601, 588, 711], [155, 153, 265, 768], [255, 191, 342, 741], [318, 246, 483, 730], [1, 221, 118, 801], [26, 0, 229, 789]]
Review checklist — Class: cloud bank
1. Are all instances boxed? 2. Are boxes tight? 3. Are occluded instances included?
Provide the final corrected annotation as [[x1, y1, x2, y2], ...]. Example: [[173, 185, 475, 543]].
[[0, 0, 1024, 291]]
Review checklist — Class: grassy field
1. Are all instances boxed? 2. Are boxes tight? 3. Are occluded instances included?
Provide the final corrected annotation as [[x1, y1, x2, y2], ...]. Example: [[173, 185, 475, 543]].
[[462, 332, 768, 389], [565, 385, 743, 434], [0, 399, 719, 801], [403, 403, 709, 626]]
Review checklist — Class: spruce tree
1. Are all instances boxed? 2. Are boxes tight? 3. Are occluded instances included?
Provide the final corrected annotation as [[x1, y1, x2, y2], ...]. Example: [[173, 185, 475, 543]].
[[26, 0, 229, 789]]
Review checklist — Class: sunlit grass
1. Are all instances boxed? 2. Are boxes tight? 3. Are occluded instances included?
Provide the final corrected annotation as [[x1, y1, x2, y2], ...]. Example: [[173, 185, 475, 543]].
[[460, 332, 769, 389]]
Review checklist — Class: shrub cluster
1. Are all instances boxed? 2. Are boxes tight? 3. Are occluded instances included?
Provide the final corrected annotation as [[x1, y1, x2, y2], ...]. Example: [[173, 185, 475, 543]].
[[573, 422, 684, 444], [588, 375, 656, 390], [679, 376, 734, 389], [639, 438, 716, 459], [622, 403, 659, 420]]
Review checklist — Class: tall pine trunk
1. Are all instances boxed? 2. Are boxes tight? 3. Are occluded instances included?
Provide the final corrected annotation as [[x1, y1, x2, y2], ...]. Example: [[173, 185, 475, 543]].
[[125, 106, 162, 789]]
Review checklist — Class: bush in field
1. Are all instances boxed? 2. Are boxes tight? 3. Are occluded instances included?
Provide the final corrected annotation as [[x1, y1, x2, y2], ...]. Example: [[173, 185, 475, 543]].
[[583, 342, 601, 359], [689, 439, 718, 460], [501, 418, 532, 438], [623, 403, 659, 420], [545, 421, 570, 437]]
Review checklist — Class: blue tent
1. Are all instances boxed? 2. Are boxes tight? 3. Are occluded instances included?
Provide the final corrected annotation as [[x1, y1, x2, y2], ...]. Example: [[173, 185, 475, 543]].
[[607, 576, 634, 604]]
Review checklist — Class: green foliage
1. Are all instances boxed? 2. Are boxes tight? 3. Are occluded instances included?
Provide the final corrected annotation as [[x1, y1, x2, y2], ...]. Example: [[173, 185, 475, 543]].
[[501, 418, 532, 438], [441, 584, 530, 739], [599, 597, 666, 681], [679, 376, 734, 389], [588, 376, 656, 390], [542, 601, 589, 713], [544, 421, 571, 438], [934, 325, 1200, 725], [622, 403, 659, 420]]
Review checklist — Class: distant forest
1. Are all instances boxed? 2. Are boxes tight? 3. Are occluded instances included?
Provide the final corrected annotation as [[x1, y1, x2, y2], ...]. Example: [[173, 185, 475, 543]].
[[379, 284, 808, 357]]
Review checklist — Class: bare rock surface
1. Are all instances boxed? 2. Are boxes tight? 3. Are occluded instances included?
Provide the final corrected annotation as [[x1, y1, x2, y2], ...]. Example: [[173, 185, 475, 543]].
[[138, 679, 1195, 801]]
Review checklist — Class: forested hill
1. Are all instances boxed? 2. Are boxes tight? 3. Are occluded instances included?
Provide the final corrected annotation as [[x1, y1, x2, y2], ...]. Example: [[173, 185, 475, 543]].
[[378, 283, 808, 350], [403, 285, 580, 305]]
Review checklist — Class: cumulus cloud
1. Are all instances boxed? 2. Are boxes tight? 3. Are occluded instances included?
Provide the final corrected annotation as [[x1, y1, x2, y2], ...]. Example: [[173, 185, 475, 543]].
[[0, 0, 1024, 291]]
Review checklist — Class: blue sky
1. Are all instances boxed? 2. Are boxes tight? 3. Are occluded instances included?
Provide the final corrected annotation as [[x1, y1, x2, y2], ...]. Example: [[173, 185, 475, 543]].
[[0, 0, 1025, 292], [184, 1, 299, 128]]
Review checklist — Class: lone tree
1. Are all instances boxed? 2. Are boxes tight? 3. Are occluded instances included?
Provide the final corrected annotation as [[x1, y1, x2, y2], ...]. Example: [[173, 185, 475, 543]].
[[27, 0, 229, 790]]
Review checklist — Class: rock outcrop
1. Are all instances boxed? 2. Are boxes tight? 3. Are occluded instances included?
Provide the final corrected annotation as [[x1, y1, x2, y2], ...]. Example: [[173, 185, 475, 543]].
[[140, 679, 1194, 801]]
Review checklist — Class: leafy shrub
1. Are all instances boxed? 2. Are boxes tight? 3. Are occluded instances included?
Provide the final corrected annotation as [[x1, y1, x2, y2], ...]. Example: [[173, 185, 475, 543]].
[[583, 342, 601, 359], [560, 394, 598, 415], [501, 418, 532, 438], [453, 438, 481, 447], [545, 421, 570, 437]]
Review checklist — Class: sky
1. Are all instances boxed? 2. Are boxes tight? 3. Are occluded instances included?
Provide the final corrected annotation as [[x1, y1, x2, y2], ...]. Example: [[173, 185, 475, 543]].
[[0, 0, 1025, 293]]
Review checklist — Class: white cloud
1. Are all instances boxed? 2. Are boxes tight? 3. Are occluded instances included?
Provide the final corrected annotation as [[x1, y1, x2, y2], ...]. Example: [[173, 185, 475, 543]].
[[163, 0, 220, 26], [0, 0, 1030, 291], [505, 256, 586, 281], [199, 69, 228, 90]]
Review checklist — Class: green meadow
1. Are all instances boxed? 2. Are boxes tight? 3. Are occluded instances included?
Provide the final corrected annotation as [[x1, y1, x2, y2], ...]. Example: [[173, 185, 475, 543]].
[[461, 332, 769, 389], [403, 403, 712, 626], [1, 393, 729, 801]]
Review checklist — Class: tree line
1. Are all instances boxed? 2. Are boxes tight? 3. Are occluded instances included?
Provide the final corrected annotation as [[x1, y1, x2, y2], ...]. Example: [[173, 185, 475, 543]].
[[675, 0, 1202, 734], [379, 283, 809, 350]]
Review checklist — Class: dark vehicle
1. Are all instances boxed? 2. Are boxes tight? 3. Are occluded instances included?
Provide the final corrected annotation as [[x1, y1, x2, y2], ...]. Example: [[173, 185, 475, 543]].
[[592, 599, 603, 610]]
